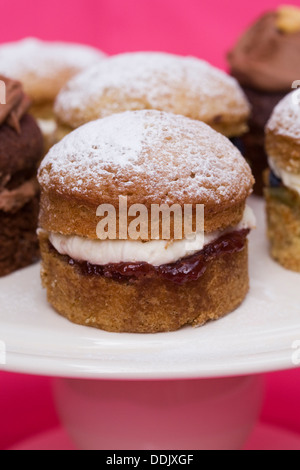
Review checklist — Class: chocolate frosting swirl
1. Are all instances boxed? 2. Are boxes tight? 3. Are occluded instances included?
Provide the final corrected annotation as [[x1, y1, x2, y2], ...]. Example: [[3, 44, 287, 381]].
[[0, 75, 31, 132], [228, 10, 300, 92], [0, 177, 39, 213]]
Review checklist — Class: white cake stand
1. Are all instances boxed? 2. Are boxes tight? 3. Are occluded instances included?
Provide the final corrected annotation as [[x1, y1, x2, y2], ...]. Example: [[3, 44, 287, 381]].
[[0, 197, 299, 450]]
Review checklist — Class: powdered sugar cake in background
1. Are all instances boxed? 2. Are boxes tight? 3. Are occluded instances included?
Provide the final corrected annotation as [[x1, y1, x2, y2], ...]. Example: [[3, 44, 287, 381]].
[[38, 110, 253, 207], [0, 38, 105, 102], [0, 38, 105, 78], [55, 52, 250, 128], [267, 89, 300, 143]]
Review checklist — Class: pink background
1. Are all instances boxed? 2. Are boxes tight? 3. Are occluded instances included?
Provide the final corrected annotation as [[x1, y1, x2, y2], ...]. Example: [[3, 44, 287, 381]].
[[1, 0, 300, 449], [0, 0, 299, 70]]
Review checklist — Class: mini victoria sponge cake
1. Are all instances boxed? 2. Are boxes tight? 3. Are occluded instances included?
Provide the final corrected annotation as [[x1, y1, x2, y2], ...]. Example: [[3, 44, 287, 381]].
[[265, 89, 300, 272], [38, 110, 255, 334], [0, 38, 105, 151], [0, 76, 43, 276], [54, 52, 250, 139], [228, 5, 300, 194]]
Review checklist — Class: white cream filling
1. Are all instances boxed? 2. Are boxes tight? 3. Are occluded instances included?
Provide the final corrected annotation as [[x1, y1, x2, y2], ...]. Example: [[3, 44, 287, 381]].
[[268, 157, 300, 196], [37, 118, 57, 137], [47, 206, 255, 267]]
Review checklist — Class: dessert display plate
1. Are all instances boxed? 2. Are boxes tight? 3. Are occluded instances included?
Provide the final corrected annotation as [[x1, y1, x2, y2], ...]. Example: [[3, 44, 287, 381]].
[[0, 197, 299, 379]]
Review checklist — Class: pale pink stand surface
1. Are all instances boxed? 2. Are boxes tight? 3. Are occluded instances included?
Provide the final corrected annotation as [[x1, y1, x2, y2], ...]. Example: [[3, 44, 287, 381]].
[[6, 375, 300, 451], [2, 370, 300, 450], [51, 377, 263, 450], [10, 425, 300, 451]]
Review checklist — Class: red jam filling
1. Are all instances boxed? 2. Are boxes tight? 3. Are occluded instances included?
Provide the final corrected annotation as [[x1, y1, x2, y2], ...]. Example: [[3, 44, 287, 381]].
[[50, 229, 249, 285]]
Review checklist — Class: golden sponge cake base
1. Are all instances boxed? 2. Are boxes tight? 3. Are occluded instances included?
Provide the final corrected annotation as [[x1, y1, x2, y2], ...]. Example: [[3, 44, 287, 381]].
[[265, 185, 300, 272], [40, 236, 249, 334]]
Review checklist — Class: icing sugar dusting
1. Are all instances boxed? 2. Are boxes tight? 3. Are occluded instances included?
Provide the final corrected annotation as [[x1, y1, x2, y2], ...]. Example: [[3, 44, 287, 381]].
[[267, 89, 300, 142], [55, 52, 249, 127], [0, 38, 105, 81], [38, 110, 253, 206]]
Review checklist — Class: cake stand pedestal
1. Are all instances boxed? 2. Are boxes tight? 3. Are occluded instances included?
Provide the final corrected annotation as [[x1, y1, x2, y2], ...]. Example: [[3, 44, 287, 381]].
[[52, 375, 264, 450]]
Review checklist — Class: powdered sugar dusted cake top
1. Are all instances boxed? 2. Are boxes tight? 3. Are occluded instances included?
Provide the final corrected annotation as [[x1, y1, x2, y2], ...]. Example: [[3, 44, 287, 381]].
[[267, 89, 300, 142], [55, 52, 250, 134], [0, 38, 105, 103], [39, 110, 253, 209]]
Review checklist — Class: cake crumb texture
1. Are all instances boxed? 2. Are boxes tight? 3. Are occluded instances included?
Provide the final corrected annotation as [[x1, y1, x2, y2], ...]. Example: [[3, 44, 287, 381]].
[[40, 235, 249, 334], [265, 185, 300, 272]]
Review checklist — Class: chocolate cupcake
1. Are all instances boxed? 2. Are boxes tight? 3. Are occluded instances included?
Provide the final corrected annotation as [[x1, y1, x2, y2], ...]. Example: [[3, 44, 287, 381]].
[[0, 76, 43, 276], [38, 110, 255, 333], [265, 89, 300, 272], [0, 38, 105, 152], [228, 5, 300, 194], [55, 52, 250, 140]]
